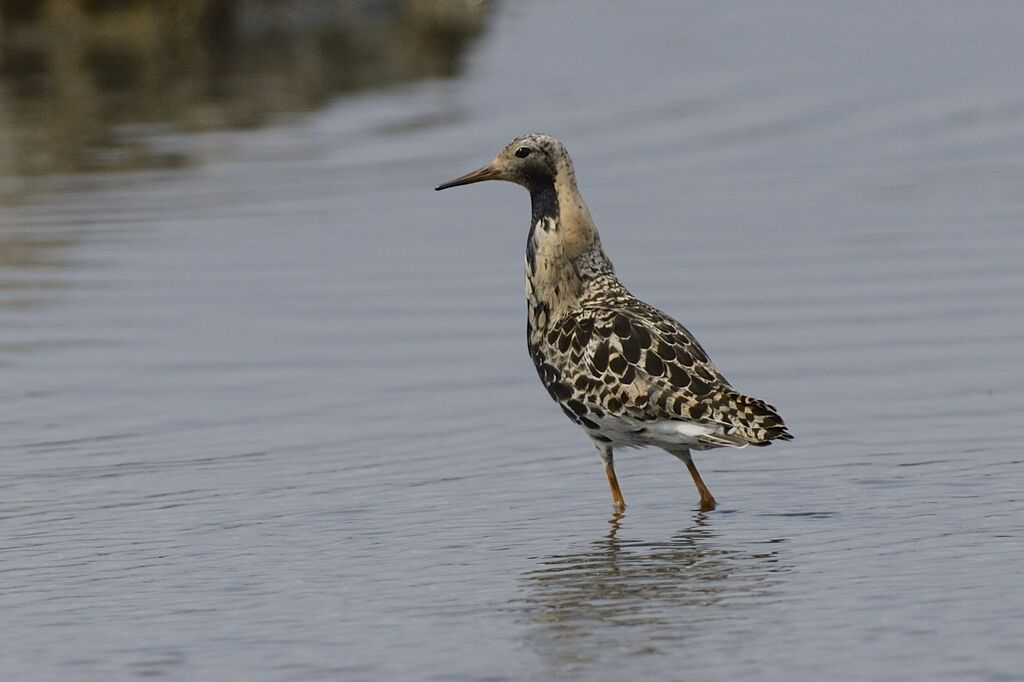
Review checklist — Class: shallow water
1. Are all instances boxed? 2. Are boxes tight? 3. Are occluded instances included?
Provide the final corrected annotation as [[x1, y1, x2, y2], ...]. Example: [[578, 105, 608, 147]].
[[3, 2, 1024, 680]]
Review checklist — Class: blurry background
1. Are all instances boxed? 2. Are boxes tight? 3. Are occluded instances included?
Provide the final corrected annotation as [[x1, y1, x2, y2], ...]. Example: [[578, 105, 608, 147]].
[[0, 0, 484, 175], [2, 2, 1022, 680]]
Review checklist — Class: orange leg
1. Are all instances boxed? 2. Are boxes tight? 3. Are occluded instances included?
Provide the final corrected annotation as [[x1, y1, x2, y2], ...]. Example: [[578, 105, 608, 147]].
[[604, 460, 626, 511], [683, 456, 717, 511]]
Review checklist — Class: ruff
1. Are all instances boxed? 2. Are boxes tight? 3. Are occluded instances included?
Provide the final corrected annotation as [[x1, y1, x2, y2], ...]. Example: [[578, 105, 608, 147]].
[[437, 133, 791, 512]]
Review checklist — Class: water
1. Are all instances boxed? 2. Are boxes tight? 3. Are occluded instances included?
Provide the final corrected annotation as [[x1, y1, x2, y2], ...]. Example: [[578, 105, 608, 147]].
[[3, 2, 1024, 680]]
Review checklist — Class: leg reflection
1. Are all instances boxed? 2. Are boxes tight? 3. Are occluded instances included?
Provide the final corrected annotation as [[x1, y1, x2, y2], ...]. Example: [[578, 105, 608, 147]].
[[520, 514, 789, 674]]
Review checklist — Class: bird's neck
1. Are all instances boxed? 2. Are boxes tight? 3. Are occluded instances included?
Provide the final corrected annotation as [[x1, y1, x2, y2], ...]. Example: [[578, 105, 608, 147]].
[[525, 174, 614, 335]]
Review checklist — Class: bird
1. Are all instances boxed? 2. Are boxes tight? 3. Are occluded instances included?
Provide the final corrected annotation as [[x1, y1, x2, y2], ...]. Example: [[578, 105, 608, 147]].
[[435, 133, 791, 512]]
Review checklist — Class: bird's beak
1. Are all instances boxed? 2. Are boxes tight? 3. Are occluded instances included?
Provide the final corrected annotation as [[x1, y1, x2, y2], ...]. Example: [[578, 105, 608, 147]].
[[435, 163, 501, 191]]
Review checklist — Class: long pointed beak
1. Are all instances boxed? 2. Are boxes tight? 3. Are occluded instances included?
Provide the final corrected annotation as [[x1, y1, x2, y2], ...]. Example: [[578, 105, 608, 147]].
[[435, 164, 500, 191]]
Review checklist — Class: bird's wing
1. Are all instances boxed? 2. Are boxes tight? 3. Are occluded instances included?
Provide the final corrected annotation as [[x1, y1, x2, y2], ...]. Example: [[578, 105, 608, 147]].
[[550, 302, 791, 446]]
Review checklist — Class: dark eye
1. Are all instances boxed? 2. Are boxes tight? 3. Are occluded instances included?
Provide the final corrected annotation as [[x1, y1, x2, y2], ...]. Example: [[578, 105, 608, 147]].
[[515, 146, 532, 158]]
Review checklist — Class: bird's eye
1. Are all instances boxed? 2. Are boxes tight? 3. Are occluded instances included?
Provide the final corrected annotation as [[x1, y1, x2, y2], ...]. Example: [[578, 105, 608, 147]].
[[515, 147, 532, 158]]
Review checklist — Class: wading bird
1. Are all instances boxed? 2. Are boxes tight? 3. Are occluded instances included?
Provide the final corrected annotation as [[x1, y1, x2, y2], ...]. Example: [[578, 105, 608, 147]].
[[436, 134, 791, 511]]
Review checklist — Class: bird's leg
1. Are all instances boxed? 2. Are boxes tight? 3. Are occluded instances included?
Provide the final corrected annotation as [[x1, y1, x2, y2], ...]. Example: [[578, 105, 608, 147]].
[[605, 462, 626, 512], [597, 445, 626, 512], [675, 450, 717, 511]]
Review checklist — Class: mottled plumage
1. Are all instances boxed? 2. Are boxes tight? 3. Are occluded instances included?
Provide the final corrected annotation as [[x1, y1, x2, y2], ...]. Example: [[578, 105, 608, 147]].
[[437, 133, 791, 511]]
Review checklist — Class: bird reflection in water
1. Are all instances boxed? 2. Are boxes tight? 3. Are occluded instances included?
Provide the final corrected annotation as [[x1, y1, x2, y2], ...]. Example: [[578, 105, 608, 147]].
[[519, 512, 789, 671]]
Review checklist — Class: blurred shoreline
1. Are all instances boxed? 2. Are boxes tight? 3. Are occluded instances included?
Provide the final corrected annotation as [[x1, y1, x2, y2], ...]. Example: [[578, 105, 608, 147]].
[[0, 0, 488, 177]]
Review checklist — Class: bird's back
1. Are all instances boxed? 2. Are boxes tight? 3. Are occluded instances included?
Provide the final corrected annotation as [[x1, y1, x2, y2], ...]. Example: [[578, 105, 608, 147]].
[[533, 274, 792, 451]]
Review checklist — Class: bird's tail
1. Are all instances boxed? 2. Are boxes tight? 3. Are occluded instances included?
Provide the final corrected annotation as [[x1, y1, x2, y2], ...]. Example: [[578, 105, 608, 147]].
[[710, 390, 793, 447]]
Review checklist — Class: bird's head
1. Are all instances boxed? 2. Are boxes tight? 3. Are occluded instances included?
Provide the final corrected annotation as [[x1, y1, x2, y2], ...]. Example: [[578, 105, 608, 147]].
[[435, 133, 572, 193]]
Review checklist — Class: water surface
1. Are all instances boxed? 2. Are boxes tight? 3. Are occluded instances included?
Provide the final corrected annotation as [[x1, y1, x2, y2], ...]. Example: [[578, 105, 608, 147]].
[[2, 2, 1023, 680]]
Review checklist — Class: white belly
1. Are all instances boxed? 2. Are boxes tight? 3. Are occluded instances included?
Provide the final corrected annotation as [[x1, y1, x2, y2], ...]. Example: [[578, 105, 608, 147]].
[[587, 413, 746, 452]]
